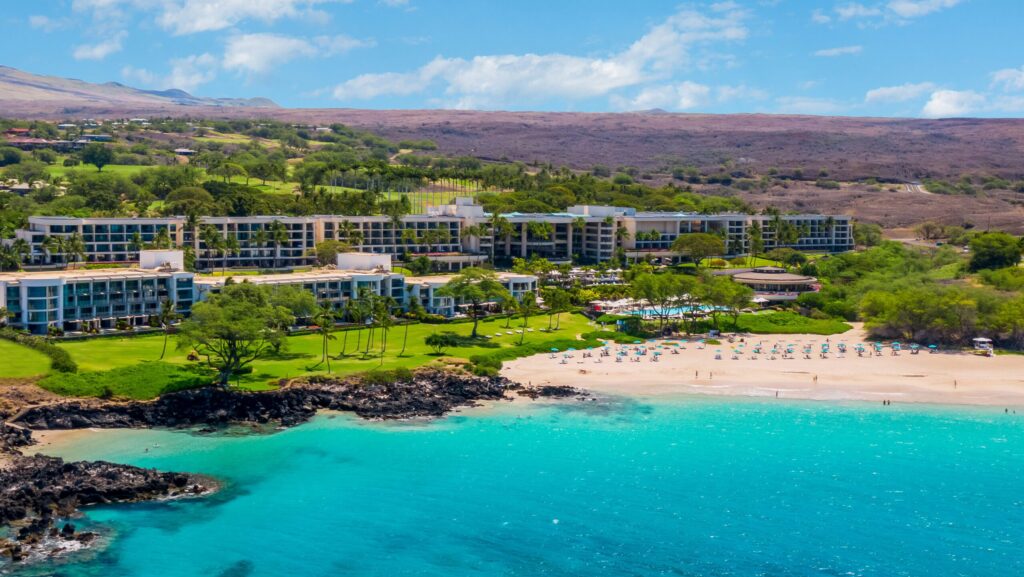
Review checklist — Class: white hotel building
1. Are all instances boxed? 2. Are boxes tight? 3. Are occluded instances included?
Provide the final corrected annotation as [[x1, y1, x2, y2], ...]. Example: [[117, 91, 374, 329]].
[[1, 251, 537, 335], [14, 199, 853, 270]]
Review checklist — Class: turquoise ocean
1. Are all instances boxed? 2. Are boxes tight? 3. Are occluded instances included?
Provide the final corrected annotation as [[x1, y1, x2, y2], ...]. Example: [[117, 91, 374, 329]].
[[13, 396, 1024, 577]]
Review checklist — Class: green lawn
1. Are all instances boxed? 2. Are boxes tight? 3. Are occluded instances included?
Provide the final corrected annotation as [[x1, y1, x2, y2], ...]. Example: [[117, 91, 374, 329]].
[[53, 313, 598, 394], [37, 362, 212, 400], [0, 340, 52, 378], [46, 164, 154, 178]]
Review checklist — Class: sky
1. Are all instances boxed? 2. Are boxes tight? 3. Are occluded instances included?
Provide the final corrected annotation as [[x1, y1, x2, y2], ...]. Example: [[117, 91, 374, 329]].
[[3, 0, 1024, 117]]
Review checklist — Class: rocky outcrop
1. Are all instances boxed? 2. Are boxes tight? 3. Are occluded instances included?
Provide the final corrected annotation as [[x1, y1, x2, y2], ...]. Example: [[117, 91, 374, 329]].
[[1, 369, 581, 564], [0, 422, 33, 453], [0, 455, 211, 562], [15, 370, 519, 430]]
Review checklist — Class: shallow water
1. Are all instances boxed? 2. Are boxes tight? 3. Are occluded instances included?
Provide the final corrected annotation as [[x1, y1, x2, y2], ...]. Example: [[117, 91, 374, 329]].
[[15, 397, 1024, 577]]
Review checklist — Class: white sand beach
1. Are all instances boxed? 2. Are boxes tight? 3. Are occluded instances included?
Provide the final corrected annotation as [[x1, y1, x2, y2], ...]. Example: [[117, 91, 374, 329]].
[[503, 325, 1024, 407]]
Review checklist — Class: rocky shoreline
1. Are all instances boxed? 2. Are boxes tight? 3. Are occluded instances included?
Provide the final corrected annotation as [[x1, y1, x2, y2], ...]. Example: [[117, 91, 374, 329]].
[[1, 370, 585, 566]]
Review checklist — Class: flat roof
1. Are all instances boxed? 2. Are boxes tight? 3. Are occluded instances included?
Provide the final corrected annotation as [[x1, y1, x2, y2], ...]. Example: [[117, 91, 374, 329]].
[[194, 269, 401, 286], [0, 267, 182, 282], [732, 271, 817, 283], [408, 272, 536, 285]]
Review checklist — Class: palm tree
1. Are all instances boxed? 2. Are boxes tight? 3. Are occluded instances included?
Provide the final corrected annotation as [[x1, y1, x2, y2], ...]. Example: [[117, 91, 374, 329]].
[[614, 226, 631, 245], [400, 297, 425, 357], [312, 306, 337, 372], [501, 292, 520, 328], [128, 232, 144, 256], [268, 220, 290, 269], [518, 292, 539, 345], [11, 238, 30, 265], [156, 298, 180, 360], [251, 228, 269, 268], [199, 226, 224, 273], [223, 235, 240, 274], [63, 233, 86, 270], [152, 227, 172, 250], [375, 296, 397, 365], [41, 235, 60, 266], [461, 224, 485, 252], [823, 216, 836, 250]]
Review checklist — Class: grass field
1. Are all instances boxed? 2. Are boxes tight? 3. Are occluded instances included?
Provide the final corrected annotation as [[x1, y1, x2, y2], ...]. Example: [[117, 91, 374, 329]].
[[0, 340, 51, 378], [38, 362, 213, 400], [46, 164, 154, 178], [25, 313, 598, 396]]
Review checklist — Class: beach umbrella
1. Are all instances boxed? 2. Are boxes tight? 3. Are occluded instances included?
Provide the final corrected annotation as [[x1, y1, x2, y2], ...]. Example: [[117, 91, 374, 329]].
[[928, 344, 938, 349], [568, 347, 577, 352], [633, 340, 642, 344], [550, 348, 559, 352]]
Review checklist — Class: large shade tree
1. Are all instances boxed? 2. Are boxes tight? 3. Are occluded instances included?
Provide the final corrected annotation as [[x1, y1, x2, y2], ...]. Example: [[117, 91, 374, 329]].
[[437, 267, 511, 338], [672, 233, 725, 269], [177, 283, 294, 386]]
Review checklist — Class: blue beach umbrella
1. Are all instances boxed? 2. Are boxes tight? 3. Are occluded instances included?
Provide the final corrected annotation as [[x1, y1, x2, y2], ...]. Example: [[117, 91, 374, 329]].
[[550, 348, 559, 352], [928, 344, 938, 349]]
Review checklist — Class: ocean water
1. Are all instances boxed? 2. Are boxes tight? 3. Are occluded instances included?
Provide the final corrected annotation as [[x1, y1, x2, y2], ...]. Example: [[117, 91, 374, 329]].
[[13, 396, 1024, 577]]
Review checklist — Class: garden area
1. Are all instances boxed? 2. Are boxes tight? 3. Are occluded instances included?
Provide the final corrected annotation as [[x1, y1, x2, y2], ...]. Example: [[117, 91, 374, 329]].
[[0, 313, 601, 399]]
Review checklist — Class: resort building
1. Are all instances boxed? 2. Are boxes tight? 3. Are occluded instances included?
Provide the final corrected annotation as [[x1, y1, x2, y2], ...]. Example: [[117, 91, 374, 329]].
[[192, 252, 537, 319], [13, 201, 854, 271], [729, 266, 819, 302], [0, 250, 194, 335], [405, 272, 538, 317]]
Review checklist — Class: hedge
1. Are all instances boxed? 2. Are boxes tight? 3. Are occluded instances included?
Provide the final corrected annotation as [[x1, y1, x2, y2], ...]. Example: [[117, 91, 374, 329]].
[[0, 328, 77, 373], [469, 335, 607, 376]]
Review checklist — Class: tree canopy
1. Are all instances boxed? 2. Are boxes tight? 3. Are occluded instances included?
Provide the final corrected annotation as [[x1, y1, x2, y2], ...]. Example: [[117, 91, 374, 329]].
[[177, 283, 294, 385]]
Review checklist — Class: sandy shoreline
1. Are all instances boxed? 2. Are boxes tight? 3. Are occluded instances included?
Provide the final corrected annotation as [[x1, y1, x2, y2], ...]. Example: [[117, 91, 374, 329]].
[[503, 325, 1024, 408]]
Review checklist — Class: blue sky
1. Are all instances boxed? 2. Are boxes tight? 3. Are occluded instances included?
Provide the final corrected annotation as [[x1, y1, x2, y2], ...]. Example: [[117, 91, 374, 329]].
[[3, 0, 1024, 117]]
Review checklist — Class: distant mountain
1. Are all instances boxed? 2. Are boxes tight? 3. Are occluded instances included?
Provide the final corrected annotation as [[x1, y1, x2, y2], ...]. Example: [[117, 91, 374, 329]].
[[0, 65, 277, 111]]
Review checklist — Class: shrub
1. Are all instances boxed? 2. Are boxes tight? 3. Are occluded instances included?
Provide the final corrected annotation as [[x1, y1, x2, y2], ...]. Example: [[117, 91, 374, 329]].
[[38, 362, 212, 399], [468, 335, 606, 374], [0, 328, 77, 373], [361, 367, 414, 386]]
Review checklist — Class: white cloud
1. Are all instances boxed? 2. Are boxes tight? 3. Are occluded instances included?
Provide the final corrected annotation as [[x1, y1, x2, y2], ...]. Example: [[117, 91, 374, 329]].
[[223, 34, 318, 74], [314, 35, 376, 55], [865, 82, 936, 102], [29, 15, 67, 32], [331, 4, 751, 107], [223, 33, 372, 76], [615, 82, 712, 111], [162, 0, 345, 35], [72, 32, 126, 60], [73, 0, 349, 35], [122, 53, 219, 93], [775, 96, 846, 115], [921, 89, 985, 118], [991, 66, 1024, 92], [835, 3, 882, 19], [612, 81, 767, 111], [825, 0, 961, 26], [814, 45, 863, 57], [887, 0, 962, 18]]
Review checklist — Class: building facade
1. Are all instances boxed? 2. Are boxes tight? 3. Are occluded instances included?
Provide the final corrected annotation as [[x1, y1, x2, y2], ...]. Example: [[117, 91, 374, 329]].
[[0, 251, 194, 335], [14, 201, 853, 271]]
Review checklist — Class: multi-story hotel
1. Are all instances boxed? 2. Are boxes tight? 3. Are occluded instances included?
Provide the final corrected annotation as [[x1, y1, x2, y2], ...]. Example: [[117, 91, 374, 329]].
[[0, 251, 539, 335], [13, 199, 853, 271], [0, 250, 194, 335]]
